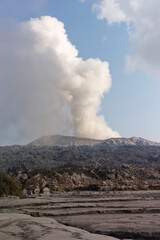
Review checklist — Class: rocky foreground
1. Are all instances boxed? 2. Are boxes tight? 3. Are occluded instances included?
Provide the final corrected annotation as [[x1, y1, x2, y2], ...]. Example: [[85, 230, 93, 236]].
[[0, 191, 160, 240], [0, 135, 160, 239], [0, 214, 117, 240], [15, 164, 160, 197]]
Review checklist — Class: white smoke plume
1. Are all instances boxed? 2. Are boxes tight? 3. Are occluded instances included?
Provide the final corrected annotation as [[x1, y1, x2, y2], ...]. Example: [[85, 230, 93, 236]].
[[0, 16, 119, 145], [94, 0, 160, 77]]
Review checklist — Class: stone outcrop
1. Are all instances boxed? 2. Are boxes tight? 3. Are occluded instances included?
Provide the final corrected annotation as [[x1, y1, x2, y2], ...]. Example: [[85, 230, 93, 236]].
[[15, 164, 160, 197]]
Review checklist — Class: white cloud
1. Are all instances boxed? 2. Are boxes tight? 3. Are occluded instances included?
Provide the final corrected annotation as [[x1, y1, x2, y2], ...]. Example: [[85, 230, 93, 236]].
[[0, 16, 119, 145], [94, 0, 160, 77]]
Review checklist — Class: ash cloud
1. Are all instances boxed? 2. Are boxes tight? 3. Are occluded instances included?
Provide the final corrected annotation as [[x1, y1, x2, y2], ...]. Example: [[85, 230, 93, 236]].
[[0, 16, 119, 145]]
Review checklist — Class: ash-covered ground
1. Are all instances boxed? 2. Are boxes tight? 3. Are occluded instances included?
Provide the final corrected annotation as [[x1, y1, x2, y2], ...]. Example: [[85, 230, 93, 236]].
[[0, 191, 160, 240]]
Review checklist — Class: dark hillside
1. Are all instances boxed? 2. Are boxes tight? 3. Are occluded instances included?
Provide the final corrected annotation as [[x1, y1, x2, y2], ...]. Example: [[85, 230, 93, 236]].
[[0, 135, 160, 173]]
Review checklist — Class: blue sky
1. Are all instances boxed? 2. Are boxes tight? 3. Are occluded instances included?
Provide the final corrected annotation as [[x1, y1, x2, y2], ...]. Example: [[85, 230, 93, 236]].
[[0, 0, 160, 143]]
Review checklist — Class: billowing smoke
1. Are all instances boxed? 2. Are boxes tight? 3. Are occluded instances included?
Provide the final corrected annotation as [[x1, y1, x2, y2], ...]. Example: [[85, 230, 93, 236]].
[[0, 16, 119, 145]]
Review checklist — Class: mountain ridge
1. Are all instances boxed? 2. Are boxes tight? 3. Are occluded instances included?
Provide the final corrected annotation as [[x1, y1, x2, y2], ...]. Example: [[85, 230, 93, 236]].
[[29, 135, 160, 147], [0, 135, 160, 173], [29, 135, 102, 147]]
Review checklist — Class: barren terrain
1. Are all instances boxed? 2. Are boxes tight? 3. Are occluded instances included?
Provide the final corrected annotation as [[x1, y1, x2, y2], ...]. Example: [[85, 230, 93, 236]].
[[0, 191, 160, 239]]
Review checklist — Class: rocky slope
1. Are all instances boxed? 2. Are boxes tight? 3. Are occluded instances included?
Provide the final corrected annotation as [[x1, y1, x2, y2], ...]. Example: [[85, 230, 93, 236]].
[[0, 135, 160, 172], [30, 135, 160, 147], [15, 164, 160, 197], [29, 135, 102, 147], [98, 136, 160, 147]]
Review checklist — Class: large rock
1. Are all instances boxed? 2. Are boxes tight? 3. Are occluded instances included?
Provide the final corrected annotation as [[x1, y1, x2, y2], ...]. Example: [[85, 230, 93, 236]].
[[42, 187, 50, 195]]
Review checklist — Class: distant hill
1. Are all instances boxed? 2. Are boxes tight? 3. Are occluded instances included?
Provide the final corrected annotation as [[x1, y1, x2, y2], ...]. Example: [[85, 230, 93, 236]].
[[0, 135, 160, 173], [29, 135, 102, 147], [100, 137, 160, 147], [30, 135, 160, 147]]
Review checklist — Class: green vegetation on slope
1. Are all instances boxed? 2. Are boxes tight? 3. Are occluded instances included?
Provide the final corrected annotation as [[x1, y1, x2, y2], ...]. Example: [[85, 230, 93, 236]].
[[0, 172, 22, 197]]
